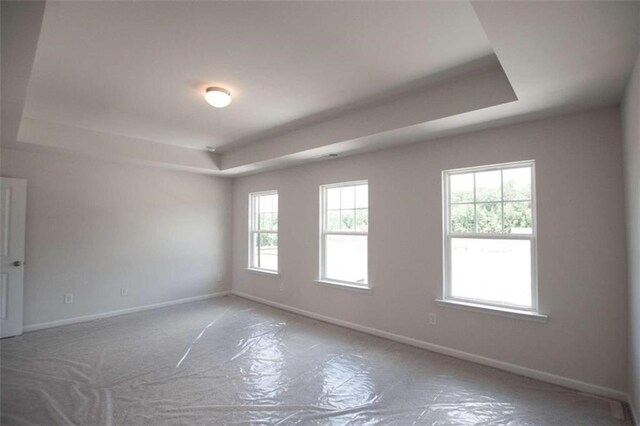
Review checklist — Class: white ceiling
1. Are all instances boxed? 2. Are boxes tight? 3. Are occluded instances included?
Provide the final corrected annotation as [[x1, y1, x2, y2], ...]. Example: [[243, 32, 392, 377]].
[[24, 1, 493, 151], [8, 0, 640, 176], [473, 1, 639, 109]]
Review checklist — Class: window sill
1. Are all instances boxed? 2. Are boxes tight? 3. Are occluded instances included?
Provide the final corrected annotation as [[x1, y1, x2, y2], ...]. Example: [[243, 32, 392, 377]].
[[245, 268, 279, 277], [435, 299, 548, 323], [315, 279, 372, 293]]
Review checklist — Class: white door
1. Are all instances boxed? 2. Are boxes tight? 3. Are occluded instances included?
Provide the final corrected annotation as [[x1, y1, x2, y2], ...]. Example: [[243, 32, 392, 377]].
[[0, 178, 26, 338]]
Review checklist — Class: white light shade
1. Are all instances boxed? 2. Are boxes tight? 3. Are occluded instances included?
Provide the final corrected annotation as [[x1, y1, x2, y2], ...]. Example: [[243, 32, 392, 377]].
[[205, 87, 231, 108]]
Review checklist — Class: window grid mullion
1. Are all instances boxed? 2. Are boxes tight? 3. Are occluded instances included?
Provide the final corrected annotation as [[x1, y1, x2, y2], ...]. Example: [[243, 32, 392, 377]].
[[449, 233, 534, 241], [320, 182, 368, 285], [353, 207, 356, 232], [452, 199, 531, 205], [325, 231, 368, 237], [248, 192, 278, 272], [473, 173, 477, 233], [444, 162, 537, 312], [500, 170, 504, 232]]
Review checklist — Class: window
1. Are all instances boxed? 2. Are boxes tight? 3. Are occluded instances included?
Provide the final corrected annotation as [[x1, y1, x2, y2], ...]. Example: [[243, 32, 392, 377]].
[[249, 191, 278, 273], [443, 161, 537, 312], [319, 181, 368, 287]]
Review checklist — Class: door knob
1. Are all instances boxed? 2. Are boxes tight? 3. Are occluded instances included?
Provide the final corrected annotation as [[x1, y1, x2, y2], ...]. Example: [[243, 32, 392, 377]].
[[12, 261, 22, 267]]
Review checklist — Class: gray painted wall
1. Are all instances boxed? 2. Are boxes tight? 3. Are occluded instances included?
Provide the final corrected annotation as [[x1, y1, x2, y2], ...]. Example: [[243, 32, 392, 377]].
[[0, 148, 233, 326], [232, 107, 628, 393], [0, 103, 630, 399], [623, 52, 640, 419]]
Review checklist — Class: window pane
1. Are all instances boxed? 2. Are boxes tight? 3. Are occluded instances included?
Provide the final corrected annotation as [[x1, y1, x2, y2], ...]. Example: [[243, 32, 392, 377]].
[[355, 185, 368, 208], [476, 202, 502, 233], [251, 233, 258, 267], [258, 194, 272, 213], [259, 212, 276, 231], [327, 210, 341, 232], [327, 188, 341, 210], [450, 204, 475, 233], [340, 209, 355, 231], [450, 238, 531, 308], [325, 234, 367, 284], [503, 167, 531, 201], [450, 173, 474, 203], [355, 208, 368, 232], [340, 186, 355, 210], [253, 233, 278, 271], [504, 202, 532, 234], [249, 192, 278, 272], [475, 170, 501, 202], [258, 212, 266, 230]]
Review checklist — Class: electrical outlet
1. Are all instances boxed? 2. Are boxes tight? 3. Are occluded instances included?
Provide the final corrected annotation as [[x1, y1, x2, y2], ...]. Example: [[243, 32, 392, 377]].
[[64, 293, 73, 304], [428, 313, 437, 325], [279, 282, 285, 292], [120, 288, 128, 296]]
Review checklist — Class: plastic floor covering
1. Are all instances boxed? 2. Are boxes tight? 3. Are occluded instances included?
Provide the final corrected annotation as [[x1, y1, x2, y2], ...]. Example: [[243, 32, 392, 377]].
[[0, 295, 632, 425]]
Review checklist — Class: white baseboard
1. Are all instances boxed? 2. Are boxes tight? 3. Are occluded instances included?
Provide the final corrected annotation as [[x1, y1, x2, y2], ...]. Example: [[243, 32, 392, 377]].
[[23, 291, 231, 332], [231, 290, 629, 403], [20, 289, 632, 409]]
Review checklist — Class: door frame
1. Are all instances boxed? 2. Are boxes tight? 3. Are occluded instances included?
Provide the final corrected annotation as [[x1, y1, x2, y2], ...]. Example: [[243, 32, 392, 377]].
[[0, 177, 27, 338]]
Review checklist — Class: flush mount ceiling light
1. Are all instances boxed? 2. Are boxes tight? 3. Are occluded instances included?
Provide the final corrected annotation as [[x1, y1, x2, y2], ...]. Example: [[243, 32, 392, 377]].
[[205, 87, 231, 108]]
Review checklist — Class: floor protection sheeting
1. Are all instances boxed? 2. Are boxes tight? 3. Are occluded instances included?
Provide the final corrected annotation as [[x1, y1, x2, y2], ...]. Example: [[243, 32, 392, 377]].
[[1, 296, 631, 425]]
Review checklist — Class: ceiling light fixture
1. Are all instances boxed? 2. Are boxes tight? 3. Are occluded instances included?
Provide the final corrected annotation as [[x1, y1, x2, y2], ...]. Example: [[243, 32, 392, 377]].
[[205, 87, 231, 108]]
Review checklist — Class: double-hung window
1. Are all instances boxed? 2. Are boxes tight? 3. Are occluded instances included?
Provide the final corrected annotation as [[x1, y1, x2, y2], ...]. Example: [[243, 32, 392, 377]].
[[442, 161, 538, 312], [319, 181, 368, 287], [249, 191, 278, 273]]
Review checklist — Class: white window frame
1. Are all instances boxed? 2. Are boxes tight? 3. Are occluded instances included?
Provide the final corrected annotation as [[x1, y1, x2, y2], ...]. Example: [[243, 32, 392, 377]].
[[248, 190, 279, 274], [319, 180, 369, 289], [442, 160, 539, 314]]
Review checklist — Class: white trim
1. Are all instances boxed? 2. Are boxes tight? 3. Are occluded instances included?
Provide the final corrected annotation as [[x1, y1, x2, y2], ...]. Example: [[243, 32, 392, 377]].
[[319, 180, 369, 286], [323, 231, 368, 237], [246, 268, 280, 277], [447, 232, 533, 240], [315, 279, 372, 293], [23, 291, 231, 332], [435, 298, 548, 322], [320, 179, 368, 189], [445, 159, 536, 175], [247, 189, 279, 197], [231, 290, 627, 402], [248, 190, 279, 273], [442, 160, 539, 313]]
